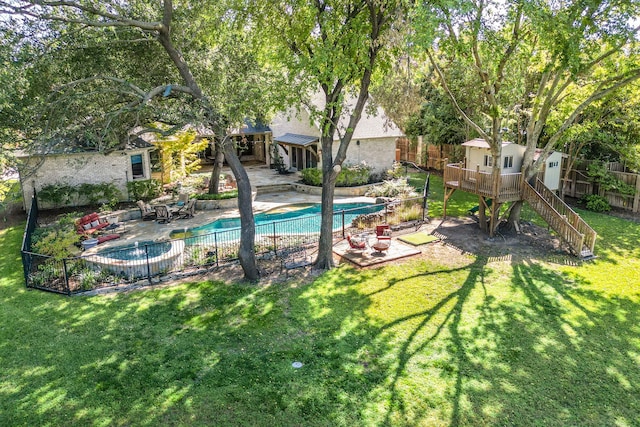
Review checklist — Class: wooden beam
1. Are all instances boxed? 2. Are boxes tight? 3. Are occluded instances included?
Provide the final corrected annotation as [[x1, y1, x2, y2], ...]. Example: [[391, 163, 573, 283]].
[[443, 187, 456, 218]]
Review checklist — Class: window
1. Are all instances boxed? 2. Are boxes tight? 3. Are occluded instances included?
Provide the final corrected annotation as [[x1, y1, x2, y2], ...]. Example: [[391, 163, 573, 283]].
[[483, 155, 493, 167], [131, 154, 144, 179], [548, 161, 559, 168], [503, 155, 513, 169]]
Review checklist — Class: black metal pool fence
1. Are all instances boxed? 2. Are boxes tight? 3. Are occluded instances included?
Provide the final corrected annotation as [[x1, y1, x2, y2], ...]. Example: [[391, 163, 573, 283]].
[[21, 195, 427, 295]]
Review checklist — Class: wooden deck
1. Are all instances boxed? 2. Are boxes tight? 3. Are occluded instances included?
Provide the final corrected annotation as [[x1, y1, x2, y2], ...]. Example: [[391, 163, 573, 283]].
[[443, 164, 597, 258], [444, 164, 522, 202]]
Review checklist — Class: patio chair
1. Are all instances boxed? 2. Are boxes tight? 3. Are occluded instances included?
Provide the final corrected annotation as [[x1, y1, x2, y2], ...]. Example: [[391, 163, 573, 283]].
[[346, 233, 368, 253], [177, 199, 196, 219], [137, 200, 156, 221], [154, 204, 172, 224]]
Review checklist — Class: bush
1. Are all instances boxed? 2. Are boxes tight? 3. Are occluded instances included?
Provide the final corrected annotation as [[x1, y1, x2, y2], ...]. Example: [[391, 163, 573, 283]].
[[127, 179, 162, 201], [301, 168, 323, 186], [31, 213, 81, 259], [38, 184, 75, 206], [39, 182, 122, 208], [365, 178, 419, 198], [192, 190, 238, 200], [582, 194, 611, 212], [301, 163, 372, 187], [385, 162, 405, 179]]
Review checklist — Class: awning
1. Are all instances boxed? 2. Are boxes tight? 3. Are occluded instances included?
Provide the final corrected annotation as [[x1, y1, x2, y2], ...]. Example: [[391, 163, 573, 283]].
[[274, 133, 319, 147]]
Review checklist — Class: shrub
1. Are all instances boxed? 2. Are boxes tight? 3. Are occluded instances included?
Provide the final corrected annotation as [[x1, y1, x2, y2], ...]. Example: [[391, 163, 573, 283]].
[[192, 190, 238, 200], [39, 182, 122, 208], [365, 178, 419, 198], [31, 213, 81, 259], [337, 162, 371, 187], [582, 194, 611, 212], [385, 162, 405, 179], [301, 163, 372, 187], [78, 183, 122, 209], [127, 179, 162, 201], [587, 162, 636, 195], [301, 168, 323, 186], [38, 184, 75, 206]]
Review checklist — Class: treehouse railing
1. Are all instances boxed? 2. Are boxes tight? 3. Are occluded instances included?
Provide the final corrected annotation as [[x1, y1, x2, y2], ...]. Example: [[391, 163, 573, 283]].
[[444, 163, 522, 202], [532, 179, 597, 255]]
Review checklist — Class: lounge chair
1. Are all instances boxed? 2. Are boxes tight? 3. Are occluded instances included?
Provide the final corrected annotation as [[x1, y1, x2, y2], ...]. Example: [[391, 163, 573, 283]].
[[137, 200, 156, 221], [346, 233, 368, 252], [154, 205, 172, 224], [177, 199, 196, 219], [376, 224, 391, 244], [76, 213, 110, 235]]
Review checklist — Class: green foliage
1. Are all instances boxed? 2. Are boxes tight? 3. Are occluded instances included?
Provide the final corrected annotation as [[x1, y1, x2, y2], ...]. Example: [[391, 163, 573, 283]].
[[301, 163, 372, 187], [365, 178, 419, 198], [301, 168, 323, 186], [0, 179, 23, 215], [126, 179, 162, 202], [78, 182, 122, 209], [192, 190, 238, 200], [271, 143, 288, 174], [38, 184, 75, 206], [586, 162, 636, 195], [582, 194, 611, 212], [39, 182, 122, 208], [28, 261, 60, 288], [385, 162, 406, 179], [31, 213, 81, 259]]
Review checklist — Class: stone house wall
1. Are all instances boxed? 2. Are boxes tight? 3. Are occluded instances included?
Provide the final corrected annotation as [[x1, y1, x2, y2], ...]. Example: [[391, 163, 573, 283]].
[[19, 149, 152, 210]]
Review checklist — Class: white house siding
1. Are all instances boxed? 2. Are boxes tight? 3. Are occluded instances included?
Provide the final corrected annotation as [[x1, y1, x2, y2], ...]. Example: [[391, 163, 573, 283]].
[[464, 143, 525, 174], [541, 151, 562, 191], [19, 149, 151, 210]]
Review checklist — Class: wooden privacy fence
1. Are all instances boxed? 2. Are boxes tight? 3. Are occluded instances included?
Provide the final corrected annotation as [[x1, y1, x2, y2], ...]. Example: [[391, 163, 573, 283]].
[[562, 168, 640, 213]]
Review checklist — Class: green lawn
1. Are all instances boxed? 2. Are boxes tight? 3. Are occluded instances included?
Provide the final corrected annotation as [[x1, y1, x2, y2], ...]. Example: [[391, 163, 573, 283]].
[[1, 201, 639, 425]]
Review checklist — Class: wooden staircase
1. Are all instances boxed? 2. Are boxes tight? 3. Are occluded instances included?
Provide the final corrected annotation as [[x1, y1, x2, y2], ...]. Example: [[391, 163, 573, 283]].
[[522, 179, 597, 259]]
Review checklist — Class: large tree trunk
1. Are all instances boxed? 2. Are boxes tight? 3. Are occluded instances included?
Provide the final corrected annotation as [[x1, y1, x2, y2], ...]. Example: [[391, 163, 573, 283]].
[[208, 142, 224, 194], [506, 200, 524, 228], [222, 139, 259, 281], [314, 140, 338, 269]]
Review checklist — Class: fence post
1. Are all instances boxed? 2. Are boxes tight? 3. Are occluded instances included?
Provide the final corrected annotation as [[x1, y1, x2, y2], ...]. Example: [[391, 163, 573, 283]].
[[385, 203, 388, 223], [273, 222, 278, 253], [341, 210, 346, 238], [62, 259, 70, 295], [145, 244, 152, 284], [214, 233, 219, 267]]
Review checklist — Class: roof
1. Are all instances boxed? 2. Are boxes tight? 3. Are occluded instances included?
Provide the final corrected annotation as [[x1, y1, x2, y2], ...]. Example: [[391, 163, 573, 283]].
[[461, 138, 514, 148], [15, 136, 154, 158], [274, 133, 319, 146]]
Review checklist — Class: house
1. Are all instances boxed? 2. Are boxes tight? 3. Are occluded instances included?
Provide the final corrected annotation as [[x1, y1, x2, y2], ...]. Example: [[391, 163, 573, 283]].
[[461, 138, 563, 191], [16, 137, 155, 210], [269, 94, 404, 173]]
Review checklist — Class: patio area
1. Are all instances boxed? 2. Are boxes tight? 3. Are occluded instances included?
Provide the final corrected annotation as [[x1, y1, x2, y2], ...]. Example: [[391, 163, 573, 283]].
[[89, 163, 375, 253], [333, 236, 422, 267]]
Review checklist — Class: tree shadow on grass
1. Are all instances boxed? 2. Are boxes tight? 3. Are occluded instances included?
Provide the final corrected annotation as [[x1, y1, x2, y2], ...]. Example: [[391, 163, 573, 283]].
[[439, 258, 640, 426]]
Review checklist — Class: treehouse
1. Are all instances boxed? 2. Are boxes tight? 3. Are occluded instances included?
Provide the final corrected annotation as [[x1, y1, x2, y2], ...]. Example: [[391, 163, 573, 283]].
[[443, 139, 596, 259]]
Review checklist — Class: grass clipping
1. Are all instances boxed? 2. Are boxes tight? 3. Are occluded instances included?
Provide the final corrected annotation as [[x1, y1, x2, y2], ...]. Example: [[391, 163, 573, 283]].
[[398, 231, 439, 246]]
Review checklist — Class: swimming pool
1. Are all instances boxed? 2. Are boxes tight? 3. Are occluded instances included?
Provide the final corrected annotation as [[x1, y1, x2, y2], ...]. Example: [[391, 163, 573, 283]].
[[174, 202, 383, 240]]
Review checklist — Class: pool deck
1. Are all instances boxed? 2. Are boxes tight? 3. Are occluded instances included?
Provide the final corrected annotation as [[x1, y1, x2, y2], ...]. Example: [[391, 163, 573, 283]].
[[90, 164, 375, 253]]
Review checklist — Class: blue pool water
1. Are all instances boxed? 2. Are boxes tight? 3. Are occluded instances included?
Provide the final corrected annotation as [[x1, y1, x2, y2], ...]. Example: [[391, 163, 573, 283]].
[[96, 240, 173, 261], [179, 202, 382, 239]]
